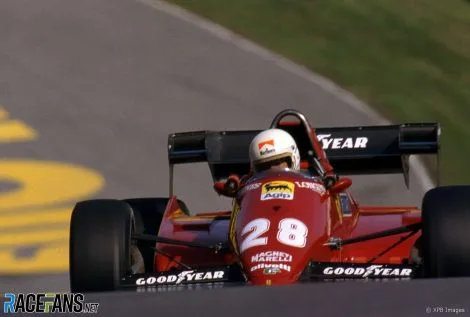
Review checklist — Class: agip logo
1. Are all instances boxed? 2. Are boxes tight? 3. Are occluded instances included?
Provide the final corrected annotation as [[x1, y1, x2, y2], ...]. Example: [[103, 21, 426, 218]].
[[260, 181, 294, 201]]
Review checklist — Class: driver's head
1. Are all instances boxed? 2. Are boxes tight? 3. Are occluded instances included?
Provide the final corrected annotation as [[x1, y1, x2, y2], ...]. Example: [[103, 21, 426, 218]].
[[249, 129, 301, 173]]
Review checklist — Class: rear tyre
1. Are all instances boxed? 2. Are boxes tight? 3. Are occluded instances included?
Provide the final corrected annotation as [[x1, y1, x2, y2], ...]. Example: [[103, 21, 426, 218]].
[[421, 185, 470, 278], [69, 199, 134, 293]]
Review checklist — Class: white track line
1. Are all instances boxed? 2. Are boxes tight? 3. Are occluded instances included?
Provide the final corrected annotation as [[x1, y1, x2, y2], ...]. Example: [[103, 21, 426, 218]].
[[137, 0, 435, 192]]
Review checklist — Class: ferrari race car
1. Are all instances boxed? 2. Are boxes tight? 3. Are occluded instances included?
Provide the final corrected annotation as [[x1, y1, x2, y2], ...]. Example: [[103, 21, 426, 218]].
[[69, 109, 470, 293]]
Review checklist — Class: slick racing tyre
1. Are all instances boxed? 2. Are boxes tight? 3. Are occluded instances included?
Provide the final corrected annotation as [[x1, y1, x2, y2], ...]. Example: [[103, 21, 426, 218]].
[[69, 199, 134, 293], [421, 185, 470, 278]]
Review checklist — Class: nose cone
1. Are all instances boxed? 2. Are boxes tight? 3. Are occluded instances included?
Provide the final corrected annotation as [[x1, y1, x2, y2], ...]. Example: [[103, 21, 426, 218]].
[[234, 173, 329, 285]]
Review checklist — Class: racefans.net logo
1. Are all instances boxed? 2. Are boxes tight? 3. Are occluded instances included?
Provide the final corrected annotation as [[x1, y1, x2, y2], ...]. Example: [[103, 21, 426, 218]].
[[2, 293, 99, 314]]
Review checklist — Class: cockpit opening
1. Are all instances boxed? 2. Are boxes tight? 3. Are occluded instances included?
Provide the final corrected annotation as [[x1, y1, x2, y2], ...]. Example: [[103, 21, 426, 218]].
[[253, 154, 293, 173]]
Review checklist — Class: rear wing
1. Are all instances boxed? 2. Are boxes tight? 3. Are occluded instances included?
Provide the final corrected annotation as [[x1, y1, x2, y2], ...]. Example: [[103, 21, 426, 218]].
[[167, 123, 440, 194]]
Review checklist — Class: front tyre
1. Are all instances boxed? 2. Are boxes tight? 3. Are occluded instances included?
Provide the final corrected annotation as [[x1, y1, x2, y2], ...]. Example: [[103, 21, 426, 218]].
[[69, 199, 134, 292], [421, 186, 470, 278]]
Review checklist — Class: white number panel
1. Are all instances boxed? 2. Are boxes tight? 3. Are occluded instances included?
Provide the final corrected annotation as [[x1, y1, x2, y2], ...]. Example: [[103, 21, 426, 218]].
[[239, 217, 308, 252]]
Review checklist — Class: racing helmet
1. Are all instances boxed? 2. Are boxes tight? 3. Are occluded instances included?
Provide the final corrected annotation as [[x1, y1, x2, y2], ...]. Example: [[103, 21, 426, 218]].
[[249, 129, 301, 173]]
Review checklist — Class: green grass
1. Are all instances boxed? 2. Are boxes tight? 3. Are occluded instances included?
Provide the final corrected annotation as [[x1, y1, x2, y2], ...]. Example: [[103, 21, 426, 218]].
[[165, 0, 470, 185]]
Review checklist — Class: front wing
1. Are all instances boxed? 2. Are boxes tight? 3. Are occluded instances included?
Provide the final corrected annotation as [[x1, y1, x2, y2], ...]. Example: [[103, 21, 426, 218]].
[[119, 262, 421, 292]]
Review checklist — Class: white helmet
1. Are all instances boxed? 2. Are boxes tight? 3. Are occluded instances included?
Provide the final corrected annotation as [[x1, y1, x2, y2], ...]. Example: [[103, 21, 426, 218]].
[[249, 129, 301, 173]]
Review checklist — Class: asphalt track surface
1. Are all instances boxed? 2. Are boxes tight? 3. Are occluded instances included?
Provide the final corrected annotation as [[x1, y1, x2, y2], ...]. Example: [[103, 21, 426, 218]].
[[1, 0, 468, 316]]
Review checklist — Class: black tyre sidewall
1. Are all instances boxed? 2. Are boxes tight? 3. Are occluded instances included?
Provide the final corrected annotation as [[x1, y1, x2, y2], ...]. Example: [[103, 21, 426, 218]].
[[422, 186, 470, 278], [69, 199, 134, 292]]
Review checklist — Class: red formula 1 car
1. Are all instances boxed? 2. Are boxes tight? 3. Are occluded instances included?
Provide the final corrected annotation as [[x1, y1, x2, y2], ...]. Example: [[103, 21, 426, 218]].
[[69, 109, 470, 293]]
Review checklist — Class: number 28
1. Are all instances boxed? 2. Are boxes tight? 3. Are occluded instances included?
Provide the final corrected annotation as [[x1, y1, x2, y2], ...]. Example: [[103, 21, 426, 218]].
[[239, 217, 308, 253]]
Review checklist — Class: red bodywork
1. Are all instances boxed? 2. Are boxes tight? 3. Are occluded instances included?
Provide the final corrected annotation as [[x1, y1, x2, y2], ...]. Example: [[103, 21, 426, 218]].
[[154, 181, 420, 285], [154, 122, 422, 286]]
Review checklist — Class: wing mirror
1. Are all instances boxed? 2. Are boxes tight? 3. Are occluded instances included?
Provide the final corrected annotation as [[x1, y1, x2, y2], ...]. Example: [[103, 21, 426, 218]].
[[328, 177, 352, 194]]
